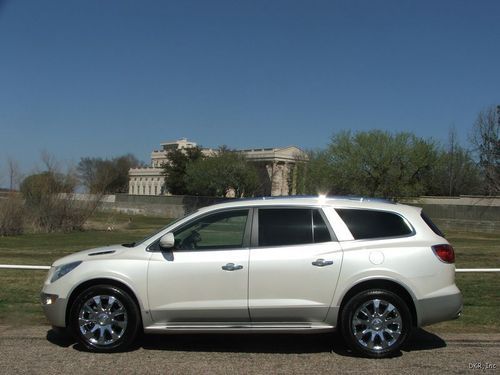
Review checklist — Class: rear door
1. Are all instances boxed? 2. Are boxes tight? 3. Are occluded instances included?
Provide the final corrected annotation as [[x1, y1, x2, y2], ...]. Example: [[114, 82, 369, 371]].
[[248, 207, 343, 322]]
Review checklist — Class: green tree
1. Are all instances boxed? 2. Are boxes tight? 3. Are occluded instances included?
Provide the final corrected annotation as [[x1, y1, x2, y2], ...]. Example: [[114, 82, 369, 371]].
[[162, 147, 204, 195], [77, 154, 141, 194], [185, 149, 258, 197], [298, 149, 334, 195], [20, 171, 74, 207], [305, 130, 438, 198]]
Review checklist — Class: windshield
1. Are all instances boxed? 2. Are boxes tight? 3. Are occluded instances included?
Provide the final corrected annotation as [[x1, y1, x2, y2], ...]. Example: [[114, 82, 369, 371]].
[[122, 211, 198, 247]]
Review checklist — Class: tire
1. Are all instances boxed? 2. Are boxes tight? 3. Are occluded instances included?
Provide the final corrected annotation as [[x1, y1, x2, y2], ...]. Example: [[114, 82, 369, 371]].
[[69, 284, 141, 352], [340, 289, 412, 358]]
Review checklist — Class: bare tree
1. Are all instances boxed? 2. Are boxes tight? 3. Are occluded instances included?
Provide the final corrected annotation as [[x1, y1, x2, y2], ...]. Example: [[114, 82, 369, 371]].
[[40, 150, 59, 173], [470, 106, 500, 194], [6, 157, 21, 191]]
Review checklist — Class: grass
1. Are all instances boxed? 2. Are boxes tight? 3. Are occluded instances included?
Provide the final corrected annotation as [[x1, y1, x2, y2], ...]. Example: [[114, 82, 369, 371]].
[[0, 211, 498, 332], [445, 230, 500, 268], [0, 212, 169, 265], [429, 273, 500, 333]]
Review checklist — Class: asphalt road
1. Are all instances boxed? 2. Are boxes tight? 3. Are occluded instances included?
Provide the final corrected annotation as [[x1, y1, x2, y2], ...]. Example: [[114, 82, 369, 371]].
[[0, 325, 498, 374]]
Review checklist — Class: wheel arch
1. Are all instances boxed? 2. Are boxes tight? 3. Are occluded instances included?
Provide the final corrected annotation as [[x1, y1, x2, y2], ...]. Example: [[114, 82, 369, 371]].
[[337, 278, 418, 328], [65, 278, 144, 328]]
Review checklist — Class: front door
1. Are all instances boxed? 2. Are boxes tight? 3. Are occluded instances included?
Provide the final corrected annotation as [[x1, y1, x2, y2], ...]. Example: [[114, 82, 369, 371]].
[[147, 209, 251, 324]]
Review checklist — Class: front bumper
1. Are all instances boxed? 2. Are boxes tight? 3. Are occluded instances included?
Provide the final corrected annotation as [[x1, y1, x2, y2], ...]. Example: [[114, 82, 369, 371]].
[[417, 291, 463, 327], [40, 292, 67, 328]]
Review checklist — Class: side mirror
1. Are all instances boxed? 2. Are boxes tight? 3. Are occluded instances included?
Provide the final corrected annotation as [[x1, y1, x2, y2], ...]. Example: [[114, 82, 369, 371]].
[[159, 232, 175, 249]]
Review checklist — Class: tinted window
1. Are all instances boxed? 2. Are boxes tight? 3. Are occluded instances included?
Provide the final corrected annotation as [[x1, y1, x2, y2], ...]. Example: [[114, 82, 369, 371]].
[[313, 210, 332, 243], [336, 209, 412, 240], [259, 209, 312, 246], [173, 210, 248, 250], [421, 212, 445, 237], [258, 208, 332, 246]]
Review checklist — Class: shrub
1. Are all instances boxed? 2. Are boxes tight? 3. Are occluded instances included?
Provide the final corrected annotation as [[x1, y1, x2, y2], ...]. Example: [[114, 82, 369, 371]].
[[20, 171, 99, 233], [0, 194, 24, 236]]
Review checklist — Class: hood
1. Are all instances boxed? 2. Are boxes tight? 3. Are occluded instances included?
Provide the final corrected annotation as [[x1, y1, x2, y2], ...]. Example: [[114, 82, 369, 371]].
[[51, 244, 127, 267]]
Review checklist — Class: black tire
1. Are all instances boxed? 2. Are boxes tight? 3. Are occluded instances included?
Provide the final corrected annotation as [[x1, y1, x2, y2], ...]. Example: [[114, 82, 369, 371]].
[[69, 284, 141, 352], [340, 289, 412, 358]]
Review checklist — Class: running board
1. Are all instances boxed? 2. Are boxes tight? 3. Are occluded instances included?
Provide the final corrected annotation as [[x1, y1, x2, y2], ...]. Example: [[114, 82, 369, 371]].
[[144, 323, 335, 334]]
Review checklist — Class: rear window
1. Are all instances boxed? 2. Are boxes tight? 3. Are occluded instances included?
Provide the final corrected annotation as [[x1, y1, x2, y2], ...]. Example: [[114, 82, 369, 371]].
[[420, 212, 445, 237], [336, 209, 413, 240]]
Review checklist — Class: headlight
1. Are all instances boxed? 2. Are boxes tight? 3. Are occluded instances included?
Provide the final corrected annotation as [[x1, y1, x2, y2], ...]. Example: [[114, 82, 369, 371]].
[[50, 261, 82, 283]]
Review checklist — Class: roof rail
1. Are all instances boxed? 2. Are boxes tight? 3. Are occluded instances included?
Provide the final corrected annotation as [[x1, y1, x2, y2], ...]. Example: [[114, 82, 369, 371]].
[[234, 195, 396, 204]]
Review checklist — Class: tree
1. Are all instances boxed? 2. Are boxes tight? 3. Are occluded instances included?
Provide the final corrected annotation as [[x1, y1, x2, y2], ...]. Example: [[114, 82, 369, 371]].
[[305, 130, 438, 198], [470, 106, 500, 195], [185, 149, 258, 197], [6, 157, 21, 191], [428, 129, 482, 196], [162, 147, 204, 195], [297, 149, 334, 195], [77, 154, 141, 194]]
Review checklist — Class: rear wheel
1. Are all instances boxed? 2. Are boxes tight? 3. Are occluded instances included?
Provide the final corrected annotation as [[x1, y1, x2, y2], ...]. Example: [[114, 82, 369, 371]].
[[69, 285, 141, 352], [340, 289, 412, 358]]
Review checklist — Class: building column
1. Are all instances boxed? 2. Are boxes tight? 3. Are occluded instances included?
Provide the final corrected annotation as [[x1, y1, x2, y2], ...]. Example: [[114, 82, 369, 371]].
[[270, 162, 285, 196], [290, 163, 297, 195], [281, 163, 290, 196]]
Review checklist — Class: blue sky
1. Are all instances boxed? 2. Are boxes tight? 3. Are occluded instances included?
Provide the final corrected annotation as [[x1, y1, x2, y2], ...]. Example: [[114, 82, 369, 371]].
[[0, 0, 499, 178]]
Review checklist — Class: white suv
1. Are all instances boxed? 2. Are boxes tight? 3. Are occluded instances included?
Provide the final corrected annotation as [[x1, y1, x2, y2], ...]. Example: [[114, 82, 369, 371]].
[[41, 196, 462, 358]]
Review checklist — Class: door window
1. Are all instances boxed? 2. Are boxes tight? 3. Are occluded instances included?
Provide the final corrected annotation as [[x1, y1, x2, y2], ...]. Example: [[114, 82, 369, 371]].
[[173, 210, 249, 250], [258, 208, 332, 247]]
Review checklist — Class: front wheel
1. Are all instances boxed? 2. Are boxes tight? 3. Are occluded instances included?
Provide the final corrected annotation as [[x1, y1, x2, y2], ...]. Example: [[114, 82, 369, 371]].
[[69, 285, 141, 352], [340, 289, 412, 358]]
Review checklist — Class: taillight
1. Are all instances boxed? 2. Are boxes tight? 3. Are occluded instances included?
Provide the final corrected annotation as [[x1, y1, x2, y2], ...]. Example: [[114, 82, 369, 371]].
[[432, 244, 455, 263]]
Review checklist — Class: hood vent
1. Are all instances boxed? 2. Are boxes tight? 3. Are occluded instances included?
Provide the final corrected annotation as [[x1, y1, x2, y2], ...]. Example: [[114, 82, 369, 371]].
[[88, 250, 116, 257]]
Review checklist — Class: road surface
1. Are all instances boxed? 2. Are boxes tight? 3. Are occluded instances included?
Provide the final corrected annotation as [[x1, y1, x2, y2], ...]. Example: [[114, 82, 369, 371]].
[[0, 325, 498, 374]]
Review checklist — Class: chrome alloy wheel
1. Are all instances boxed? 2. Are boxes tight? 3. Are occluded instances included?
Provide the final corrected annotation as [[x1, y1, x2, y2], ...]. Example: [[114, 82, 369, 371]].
[[78, 295, 128, 346], [351, 298, 403, 351]]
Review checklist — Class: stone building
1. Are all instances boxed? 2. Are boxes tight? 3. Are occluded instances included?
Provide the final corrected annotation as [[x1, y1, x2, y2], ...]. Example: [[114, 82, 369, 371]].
[[128, 138, 306, 197]]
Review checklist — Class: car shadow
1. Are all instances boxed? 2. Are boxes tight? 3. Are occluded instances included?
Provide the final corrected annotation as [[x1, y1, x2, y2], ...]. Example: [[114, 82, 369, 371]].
[[46, 327, 446, 357]]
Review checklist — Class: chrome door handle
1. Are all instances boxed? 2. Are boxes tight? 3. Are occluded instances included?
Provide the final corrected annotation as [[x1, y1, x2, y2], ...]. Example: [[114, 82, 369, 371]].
[[222, 263, 243, 271], [312, 258, 334, 267]]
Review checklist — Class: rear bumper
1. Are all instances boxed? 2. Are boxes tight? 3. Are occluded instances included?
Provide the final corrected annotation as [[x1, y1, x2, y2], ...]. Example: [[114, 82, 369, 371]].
[[417, 290, 463, 327]]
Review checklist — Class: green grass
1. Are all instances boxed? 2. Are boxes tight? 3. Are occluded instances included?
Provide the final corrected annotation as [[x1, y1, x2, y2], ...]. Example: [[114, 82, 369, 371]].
[[429, 273, 500, 333], [0, 212, 169, 265], [445, 230, 500, 268], [0, 212, 498, 331]]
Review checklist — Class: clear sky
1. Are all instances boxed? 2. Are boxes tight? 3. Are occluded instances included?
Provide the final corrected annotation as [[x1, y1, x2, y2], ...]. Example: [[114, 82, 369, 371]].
[[0, 0, 499, 178]]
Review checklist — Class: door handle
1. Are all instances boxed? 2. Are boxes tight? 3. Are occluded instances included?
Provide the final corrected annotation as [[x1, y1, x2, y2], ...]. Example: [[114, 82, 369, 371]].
[[312, 258, 334, 267], [222, 263, 243, 271]]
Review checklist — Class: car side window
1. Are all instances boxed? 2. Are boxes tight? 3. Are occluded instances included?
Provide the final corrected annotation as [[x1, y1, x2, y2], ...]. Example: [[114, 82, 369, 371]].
[[258, 208, 332, 247], [336, 209, 413, 240], [313, 209, 332, 243], [173, 210, 249, 250]]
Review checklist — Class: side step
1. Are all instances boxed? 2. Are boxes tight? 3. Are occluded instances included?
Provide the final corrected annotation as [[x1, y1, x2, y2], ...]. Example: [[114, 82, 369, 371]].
[[144, 323, 335, 334]]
